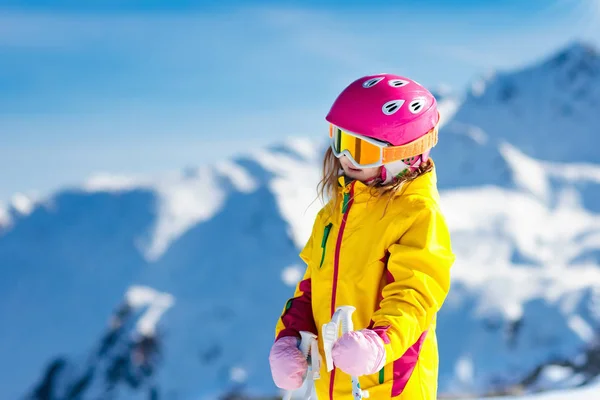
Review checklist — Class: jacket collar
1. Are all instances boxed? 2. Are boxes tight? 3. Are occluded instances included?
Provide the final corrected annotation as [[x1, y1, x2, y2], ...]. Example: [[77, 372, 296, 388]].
[[336, 161, 439, 204]]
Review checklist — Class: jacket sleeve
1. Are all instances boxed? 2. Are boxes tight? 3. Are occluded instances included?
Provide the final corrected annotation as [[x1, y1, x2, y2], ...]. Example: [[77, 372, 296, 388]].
[[370, 205, 455, 363], [274, 215, 320, 341]]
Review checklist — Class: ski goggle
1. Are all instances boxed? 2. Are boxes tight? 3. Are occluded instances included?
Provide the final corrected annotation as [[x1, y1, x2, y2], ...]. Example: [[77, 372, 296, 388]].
[[329, 123, 439, 168]]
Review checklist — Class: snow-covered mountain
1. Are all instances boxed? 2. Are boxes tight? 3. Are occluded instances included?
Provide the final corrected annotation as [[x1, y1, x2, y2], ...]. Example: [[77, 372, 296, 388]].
[[1, 41, 600, 400], [453, 42, 599, 165], [1, 141, 326, 400], [432, 40, 600, 396]]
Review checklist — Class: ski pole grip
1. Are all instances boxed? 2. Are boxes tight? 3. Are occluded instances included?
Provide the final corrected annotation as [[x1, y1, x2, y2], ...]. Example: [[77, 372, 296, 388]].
[[338, 305, 356, 334], [299, 331, 316, 358]]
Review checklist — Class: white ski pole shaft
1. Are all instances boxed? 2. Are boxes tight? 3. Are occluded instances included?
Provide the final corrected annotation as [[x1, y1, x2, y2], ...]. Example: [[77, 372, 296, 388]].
[[282, 386, 294, 400], [283, 331, 316, 400], [338, 306, 369, 400], [300, 331, 318, 400]]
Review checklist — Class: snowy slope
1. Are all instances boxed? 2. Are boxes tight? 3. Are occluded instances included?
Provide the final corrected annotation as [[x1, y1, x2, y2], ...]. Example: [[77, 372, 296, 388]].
[[472, 380, 600, 400], [1, 42, 600, 400]]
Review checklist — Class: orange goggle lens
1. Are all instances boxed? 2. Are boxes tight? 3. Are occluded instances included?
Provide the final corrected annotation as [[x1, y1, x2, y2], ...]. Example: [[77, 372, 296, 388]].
[[330, 125, 383, 166]]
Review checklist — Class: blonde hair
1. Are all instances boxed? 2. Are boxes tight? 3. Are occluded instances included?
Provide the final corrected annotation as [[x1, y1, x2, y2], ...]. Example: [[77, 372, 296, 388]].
[[317, 147, 433, 213]]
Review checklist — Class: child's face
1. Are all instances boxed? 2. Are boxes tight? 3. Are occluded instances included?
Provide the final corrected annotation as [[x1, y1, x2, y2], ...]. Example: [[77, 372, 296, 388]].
[[339, 156, 381, 182]]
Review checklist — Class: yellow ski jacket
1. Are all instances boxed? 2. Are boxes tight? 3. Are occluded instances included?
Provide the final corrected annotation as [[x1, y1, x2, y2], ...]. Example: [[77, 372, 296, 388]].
[[275, 165, 455, 399]]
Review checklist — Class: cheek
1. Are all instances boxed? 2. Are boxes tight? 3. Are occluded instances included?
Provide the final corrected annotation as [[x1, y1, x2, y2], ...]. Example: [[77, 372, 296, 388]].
[[365, 167, 381, 179]]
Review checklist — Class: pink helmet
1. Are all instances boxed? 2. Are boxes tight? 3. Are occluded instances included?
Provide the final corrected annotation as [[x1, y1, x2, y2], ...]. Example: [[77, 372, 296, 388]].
[[326, 73, 439, 148]]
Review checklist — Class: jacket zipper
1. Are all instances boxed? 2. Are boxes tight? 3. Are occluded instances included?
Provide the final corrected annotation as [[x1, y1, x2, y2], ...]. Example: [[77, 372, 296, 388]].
[[329, 181, 355, 400], [319, 223, 333, 269]]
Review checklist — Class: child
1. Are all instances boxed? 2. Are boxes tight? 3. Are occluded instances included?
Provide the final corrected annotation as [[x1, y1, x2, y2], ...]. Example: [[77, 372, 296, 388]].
[[269, 74, 455, 400]]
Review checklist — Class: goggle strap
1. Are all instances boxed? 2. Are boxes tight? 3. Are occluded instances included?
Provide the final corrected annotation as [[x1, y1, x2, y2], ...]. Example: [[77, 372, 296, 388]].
[[382, 125, 439, 163]]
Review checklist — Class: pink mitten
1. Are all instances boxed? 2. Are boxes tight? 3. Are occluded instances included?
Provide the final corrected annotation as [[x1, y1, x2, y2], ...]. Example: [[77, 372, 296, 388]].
[[332, 329, 386, 376], [268, 336, 308, 390]]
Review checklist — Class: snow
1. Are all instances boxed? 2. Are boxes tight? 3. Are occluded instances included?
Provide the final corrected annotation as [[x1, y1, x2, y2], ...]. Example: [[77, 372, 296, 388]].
[[84, 173, 145, 192], [449, 40, 600, 164], [500, 143, 551, 202], [456, 356, 474, 385], [86, 168, 230, 262], [81, 138, 325, 262], [443, 183, 600, 271], [590, 287, 600, 321], [434, 83, 453, 98], [10, 193, 34, 215], [214, 161, 258, 193], [447, 121, 489, 145], [0, 203, 10, 228], [544, 365, 573, 383], [567, 315, 595, 342], [470, 78, 487, 97], [125, 285, 175, 336], [229, 367, 248, 383], [281, 265, 303, 287], [252, 139, 324, 250], [437, 93, 463, 128], [473, 382, 600, 400], [547, 162, 600, 183], [143, 167, 226, 261], [282, 137, 321, 161], [1, 194, 38, 231]]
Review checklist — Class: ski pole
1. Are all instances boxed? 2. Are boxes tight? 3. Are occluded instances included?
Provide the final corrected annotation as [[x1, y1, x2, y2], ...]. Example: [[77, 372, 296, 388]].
[[322, 306, 369, 400], [283, 331, 318, 400]]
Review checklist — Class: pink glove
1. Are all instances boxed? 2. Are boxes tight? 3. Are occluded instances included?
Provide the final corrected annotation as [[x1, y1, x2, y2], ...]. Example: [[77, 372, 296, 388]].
[[268, 336, 308, 390], [332, 329, 386, 376]]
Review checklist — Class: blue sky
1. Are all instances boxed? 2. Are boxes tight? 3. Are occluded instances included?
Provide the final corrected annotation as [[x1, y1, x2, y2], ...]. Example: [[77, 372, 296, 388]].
[[1, 0, 600, 203]]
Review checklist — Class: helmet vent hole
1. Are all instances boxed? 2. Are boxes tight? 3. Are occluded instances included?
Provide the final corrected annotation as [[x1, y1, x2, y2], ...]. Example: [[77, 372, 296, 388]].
[[388, 79, 409, 88], [382, 99, 405, 115], [363, 77, 384, 88], [409, 98, 426, 114]]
